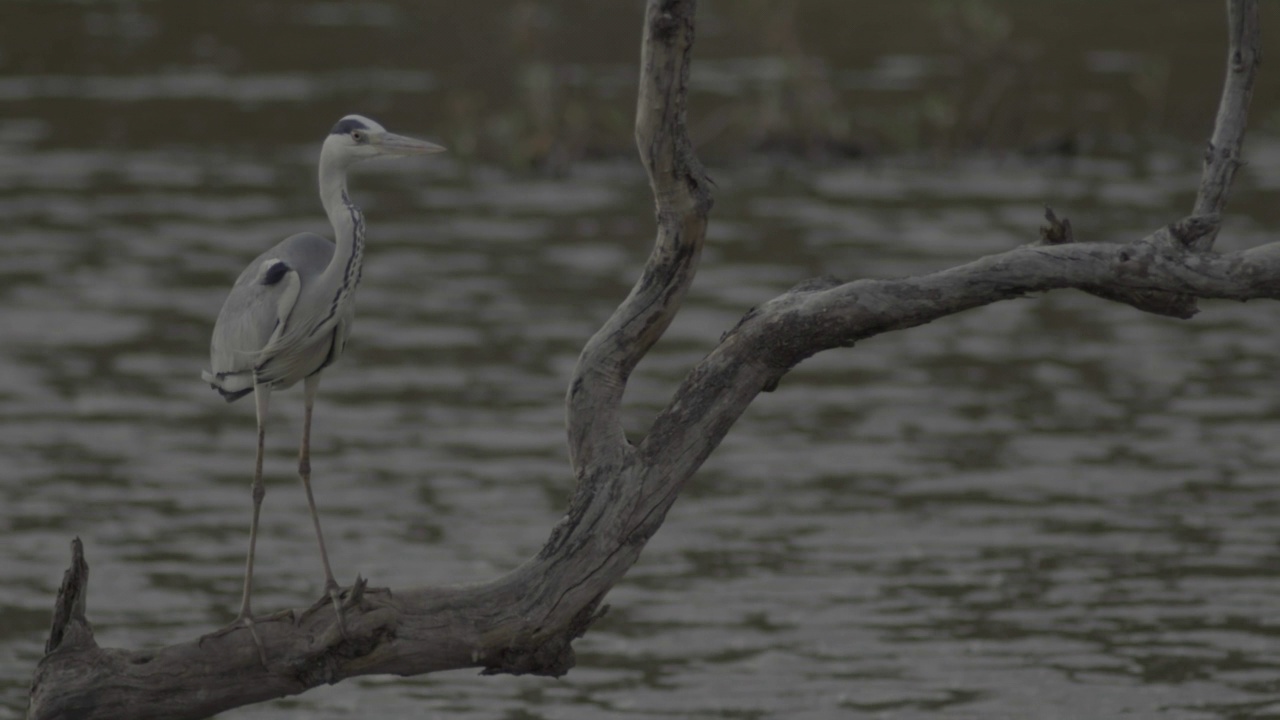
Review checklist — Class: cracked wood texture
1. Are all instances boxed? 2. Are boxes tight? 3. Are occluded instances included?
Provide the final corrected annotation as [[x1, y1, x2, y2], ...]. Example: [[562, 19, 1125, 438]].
[[26, 1, 1272, 719]]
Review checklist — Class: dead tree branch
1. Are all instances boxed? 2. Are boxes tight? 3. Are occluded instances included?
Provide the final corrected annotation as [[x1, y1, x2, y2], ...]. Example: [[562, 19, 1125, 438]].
[[26, 1, 1269, 719], [1090, 0, 1260, 317], [1192, 0, 1261, 249], [566, 0, 711, 475]]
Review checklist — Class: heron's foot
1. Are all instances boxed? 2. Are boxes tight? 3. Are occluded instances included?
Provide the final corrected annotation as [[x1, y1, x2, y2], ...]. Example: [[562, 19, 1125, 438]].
[[322, 578, 349, 639], [298, 575, 366, 639], [199, 609, 294, 668]]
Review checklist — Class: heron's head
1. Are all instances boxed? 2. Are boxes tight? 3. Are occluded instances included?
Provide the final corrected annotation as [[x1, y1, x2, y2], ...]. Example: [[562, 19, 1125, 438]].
[[322, 114, 446, 167]]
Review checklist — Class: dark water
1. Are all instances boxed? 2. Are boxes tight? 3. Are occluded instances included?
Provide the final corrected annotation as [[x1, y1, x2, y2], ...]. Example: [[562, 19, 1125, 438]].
[[6, 2, 1280, 719]]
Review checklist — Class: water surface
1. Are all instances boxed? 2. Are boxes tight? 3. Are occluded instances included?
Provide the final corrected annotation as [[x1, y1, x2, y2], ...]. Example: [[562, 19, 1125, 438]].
[[5, 2, 1280, 719]]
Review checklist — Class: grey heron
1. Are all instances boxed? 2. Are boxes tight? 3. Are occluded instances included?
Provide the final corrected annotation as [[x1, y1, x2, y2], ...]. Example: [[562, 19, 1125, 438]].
[[202, 114, 444, 657]]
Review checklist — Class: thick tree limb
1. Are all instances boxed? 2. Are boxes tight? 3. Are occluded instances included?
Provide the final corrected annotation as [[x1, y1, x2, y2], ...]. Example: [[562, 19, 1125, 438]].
[[26, 1, 1273, 719], [645, 225, 1280, 480]]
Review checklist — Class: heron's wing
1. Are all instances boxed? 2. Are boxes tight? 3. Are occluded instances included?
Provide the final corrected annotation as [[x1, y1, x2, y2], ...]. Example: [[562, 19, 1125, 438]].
[[204, 233, 335, 399], [204, 259, 300, 396]]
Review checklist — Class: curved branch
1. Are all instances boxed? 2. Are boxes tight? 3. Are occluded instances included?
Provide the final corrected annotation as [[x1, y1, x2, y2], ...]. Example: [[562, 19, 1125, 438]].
[[642, 229, 1280, 477], [565, 0, 713, 475], [1191, 0, 1261, 250]]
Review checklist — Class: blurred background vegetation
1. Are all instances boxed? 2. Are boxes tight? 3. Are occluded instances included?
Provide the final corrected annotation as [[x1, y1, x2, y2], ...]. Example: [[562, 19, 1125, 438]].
[[4, 0, 1278, 172]]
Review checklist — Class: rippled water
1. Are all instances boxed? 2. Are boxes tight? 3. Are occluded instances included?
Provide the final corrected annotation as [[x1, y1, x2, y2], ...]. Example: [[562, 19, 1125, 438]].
[[7, 3, 1280, 719]]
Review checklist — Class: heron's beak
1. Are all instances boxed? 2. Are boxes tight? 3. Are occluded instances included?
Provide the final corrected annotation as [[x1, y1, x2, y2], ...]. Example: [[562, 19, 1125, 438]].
[[377, 132, 447, 156]]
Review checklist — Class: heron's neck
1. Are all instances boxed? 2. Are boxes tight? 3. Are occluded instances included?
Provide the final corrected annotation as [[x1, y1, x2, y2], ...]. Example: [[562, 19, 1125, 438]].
[[317, 157, 366, 301]]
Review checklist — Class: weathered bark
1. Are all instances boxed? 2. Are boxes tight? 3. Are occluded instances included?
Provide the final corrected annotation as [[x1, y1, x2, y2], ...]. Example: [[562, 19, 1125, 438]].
[[26, 1, 1269, 719], [1070, 0, 1260, 319], [1192, 0, 1260, 249]]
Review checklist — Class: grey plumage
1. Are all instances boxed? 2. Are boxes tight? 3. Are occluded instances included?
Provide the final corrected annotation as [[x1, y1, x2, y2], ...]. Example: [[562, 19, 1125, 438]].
[[202, 232, 349, 402], [199, 114, 444, 660]]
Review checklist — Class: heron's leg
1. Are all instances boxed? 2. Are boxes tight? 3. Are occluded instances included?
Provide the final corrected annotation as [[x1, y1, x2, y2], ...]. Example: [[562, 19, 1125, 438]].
[[298, 374, 347, 636], [238, 384, 271, 620], [202, 383, 273, 666]]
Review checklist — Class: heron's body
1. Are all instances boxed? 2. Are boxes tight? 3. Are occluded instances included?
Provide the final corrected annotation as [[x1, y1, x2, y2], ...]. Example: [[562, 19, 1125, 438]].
[[201, 114, 443, 661], [203, 232, 351, 400]]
